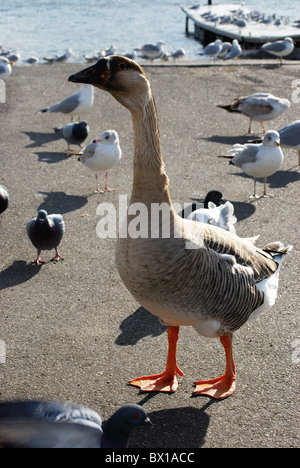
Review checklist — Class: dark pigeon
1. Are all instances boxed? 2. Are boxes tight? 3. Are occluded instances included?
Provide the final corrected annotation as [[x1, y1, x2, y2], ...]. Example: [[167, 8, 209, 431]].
[[54, 120, 90, 151], [0, 185, 9, 214], [27, 210, 65, 264], [0, 400, 152, 448], [179, 190, 225, 218]]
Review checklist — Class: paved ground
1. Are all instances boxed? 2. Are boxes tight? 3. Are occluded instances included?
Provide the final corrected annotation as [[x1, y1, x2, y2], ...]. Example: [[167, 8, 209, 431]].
[[0, 61, 299, 448]]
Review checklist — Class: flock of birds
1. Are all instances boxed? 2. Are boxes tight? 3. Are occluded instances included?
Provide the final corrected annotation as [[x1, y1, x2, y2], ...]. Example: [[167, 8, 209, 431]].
[[0, 47, 297, 447]]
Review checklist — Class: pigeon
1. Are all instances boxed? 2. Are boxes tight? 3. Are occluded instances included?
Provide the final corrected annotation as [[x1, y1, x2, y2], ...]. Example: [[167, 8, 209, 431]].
[[188, 201, 237, 234], [54, 121, 90, 152], [27, 210, 65, 265], [225, 130, 284, 197], [40, 84, 94, 122], [79, 130, 122, 193], [179, 190, 225, 219], [0, 185, 9, 214], [261, 37, 295, 64], [217, 92, 290, 134], [0, 401, 152, 448]]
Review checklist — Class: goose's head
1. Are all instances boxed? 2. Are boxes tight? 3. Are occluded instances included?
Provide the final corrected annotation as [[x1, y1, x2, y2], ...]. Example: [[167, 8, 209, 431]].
[[68, 55, 152, 110]]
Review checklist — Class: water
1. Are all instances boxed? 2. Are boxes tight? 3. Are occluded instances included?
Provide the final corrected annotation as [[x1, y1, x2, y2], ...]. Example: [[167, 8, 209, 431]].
[[0, 0, 299, 64]]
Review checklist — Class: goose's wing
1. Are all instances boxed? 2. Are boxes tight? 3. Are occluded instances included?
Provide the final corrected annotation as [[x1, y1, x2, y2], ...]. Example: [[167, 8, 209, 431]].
[[0, 401, 102, 448]]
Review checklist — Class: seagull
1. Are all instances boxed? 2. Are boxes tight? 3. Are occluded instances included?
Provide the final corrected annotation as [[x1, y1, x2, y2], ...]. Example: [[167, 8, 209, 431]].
[[170, 48, 186, 60], [79, 130, 122, 193], [277, 120, 300, 165], [217, 42, 232, 59], [224, 39, 242, 59], [0, 400, 152, 448], [0, 57, 12, 79], [40, 84, 94, 122], [179, 190, 225, 219], [24, 56, 39, 65], [7, 52, 20, 65], [54, 121, 90, 152], [217, 92, 290, 134], [188, 201, 237, 234], [135, 41, 165, 60], [261, 37, 295, 63], [226, 130, 284, 197], [43, 48, 74, 64], [0, 185, 9, 214], [27, 210, 65, 265], [201, 39, 223, 58]]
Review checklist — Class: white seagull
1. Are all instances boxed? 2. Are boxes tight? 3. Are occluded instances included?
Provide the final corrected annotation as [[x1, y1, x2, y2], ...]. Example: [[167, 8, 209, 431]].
[[227, 130, 284, 197], [188, 201, 237, 234], [79, 130, 122, 193], [135, 41, 165, 60], [201, 39, 222, 58], [0, 57, 12, 79], [218, 92, 290, 134], [40, 84, 94, 122], [261, 37, 295, 63], [224, 39, 242, 59], [277, 120, 300, 165]]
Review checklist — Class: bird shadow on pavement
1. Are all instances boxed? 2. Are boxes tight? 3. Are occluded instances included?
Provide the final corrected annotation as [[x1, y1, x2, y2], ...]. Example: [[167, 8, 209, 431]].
[[37, 191, 88, 214], [22, 131, 61, 148], [0, 260, 41, 291], [115, 307, 167, 346], [199, 134, 261, 146], [35, 151, 74, 164], [230, 169, 300, 190], [129, 401, 215, 448]]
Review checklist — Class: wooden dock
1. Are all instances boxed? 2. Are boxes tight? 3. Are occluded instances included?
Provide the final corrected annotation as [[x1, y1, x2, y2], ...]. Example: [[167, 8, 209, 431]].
[[181, 3, 300, 48]]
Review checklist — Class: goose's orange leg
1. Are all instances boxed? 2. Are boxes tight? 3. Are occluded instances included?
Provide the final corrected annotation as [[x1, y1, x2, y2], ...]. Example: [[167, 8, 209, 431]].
[[129, 326, 184, 393], [193, 333, 236, 400]]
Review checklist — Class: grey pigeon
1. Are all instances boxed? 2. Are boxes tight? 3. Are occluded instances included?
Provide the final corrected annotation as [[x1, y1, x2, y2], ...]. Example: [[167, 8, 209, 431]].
[[27, 210, 65, 264], [0, 401, 152, 448], [54, 121, 90, 151], [0, 185, 9, 214]]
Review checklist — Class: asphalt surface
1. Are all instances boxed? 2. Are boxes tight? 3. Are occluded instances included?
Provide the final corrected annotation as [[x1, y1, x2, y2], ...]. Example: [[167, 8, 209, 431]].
[[0, 61, 299, 448]]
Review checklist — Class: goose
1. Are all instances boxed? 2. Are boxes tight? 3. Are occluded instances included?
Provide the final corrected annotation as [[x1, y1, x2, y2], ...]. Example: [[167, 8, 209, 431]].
[[69, 56, 292, 399], [40, 84, 94, 122], [261, 37, 295, 64], [217, 92, 290, 134], [0, 400, 152, 448], [27, 210, 65, 265], [78, 130, 122, 193]]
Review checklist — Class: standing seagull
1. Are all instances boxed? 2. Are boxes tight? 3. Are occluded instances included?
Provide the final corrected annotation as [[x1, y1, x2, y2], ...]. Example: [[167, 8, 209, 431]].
[[217, 92, 290, 134], [277, 120, 300, 165], [0, 57, 12, 79], [79, 130, 122, 193], [40, 84, 94, 122], [201, 39, 222, 58], [27, 210, 65, 265], [0, 185, 9, 214], [224, 39, 242, 59], [68, 56, 292, 400], [54, 121, 90, 152], [0, 400, 152, 448], [226, 130, 284, 197], [261, 37, 295, 64]]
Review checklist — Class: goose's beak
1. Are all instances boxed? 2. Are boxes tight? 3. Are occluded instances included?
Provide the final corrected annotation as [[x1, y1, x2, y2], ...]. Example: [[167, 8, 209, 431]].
[[68, 58, 110, 89]]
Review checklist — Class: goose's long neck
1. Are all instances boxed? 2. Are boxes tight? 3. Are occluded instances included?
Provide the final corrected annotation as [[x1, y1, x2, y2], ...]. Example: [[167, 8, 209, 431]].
[[130, 96, 172, 206]]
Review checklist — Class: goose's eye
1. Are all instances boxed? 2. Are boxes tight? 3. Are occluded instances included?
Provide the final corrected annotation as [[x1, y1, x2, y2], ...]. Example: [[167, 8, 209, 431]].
[[118, 62, 127, 70]]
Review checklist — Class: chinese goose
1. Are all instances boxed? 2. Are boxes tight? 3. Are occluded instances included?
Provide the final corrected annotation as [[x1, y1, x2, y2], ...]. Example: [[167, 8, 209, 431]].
[[217, 92, 290, 134], [0, 401, 152, 448], [69, 56, 292, 399]]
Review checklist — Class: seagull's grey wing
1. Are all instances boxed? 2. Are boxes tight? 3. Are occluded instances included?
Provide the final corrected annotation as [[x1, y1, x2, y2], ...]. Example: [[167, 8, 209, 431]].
[[231, 144, 260, 167], [279, 121, 300, 147], [262, 42, 286, 52], [0, 401, 102, 448], [80, 141, 97, 162], [47, 91, 81, 114]]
